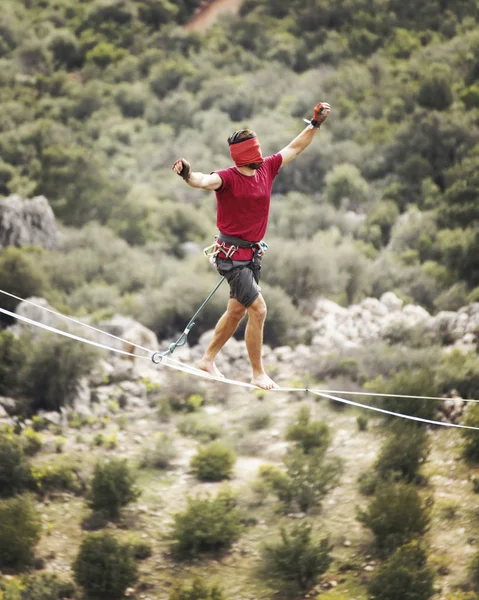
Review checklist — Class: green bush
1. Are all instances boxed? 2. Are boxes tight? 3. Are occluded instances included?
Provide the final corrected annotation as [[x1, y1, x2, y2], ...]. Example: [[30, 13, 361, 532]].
[[260, 448, 342, 513], [437, 350, 479, 401], [73, 533, 137, 600], [246, 404, 272, 431], [461, 404, 479, 462], [365, 368, 439, 421], [357, 482, 431, 555], [0, 434, 32, 498], [374, 423, 430, 484], [171, 490, 241, 558], [368, 541, 435, 600], [469, 545, 479, 589], [22, 336, 99, 412], [0, 495, 41, 569], [285, 405, 331, 455], [20, 573, 76, 600], [21, 428, 43, 456], [140, 433, 177, 470], [260, 522, 332, 597], [32, 462, 81, 496], [169, 577, 227, 600], [0, 331, 26, 397], [131, 541, 152, 561], [88, 459, 139, 520], [357, 415, 368, 431], [190, 442, 236, 482], [177, 414, 222, 442], [0, 248, 45, 324]]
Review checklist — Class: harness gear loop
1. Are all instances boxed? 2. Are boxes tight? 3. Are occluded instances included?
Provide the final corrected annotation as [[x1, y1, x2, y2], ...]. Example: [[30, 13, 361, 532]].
[[151, 276, 226, 363], [203, 232, 268, 263]]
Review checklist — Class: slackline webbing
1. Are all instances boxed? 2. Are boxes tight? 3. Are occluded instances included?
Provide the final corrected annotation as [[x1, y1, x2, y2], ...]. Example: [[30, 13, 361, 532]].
[[1, 303, 479, 431]]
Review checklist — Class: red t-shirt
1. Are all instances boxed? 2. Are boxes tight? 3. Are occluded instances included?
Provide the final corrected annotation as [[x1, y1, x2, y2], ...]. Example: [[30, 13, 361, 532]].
[[214, 153, 283, 260]]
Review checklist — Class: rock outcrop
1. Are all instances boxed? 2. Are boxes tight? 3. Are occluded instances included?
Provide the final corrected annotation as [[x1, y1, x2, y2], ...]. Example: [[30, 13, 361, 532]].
[[0, 194, 59, 250]]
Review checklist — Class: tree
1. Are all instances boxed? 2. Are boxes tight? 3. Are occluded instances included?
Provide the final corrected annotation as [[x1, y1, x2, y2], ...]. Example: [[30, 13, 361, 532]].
[[190, 442, 236, 482], [73, 533, 137, 600], [324, 163, 369, 209], [357, 482, 431, 555], [171, 490, 241, 558], [0, 248, 45, 324], [0, 495, 41, 569], [88, 459, 139, 520], [374, 423, 430, 484], [260, 522, 332, 597], [368, 541, 435, 600], [0, 434, 32, 498], [285, 405, 331, 455]]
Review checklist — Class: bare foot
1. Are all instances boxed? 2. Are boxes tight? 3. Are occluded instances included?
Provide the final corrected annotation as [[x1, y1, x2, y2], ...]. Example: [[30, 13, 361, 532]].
[[198, 357, 225, 379], [251, 372, 278, 390]]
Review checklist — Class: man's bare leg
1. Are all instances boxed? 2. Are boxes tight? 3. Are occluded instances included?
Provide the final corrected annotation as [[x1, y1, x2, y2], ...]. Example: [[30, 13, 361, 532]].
[[198, 298, 246, 378], [246, 295, 278, 390]]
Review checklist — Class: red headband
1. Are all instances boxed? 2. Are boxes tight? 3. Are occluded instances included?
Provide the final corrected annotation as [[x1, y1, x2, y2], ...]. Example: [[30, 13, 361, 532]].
[[229, 137, 263, 167]]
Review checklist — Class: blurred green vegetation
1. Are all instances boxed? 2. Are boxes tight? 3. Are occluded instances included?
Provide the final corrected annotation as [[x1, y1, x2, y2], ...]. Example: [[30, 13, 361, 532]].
[[0, 0, 477, 344]]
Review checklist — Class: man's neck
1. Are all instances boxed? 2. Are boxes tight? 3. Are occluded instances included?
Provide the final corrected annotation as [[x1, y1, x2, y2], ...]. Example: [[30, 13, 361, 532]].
[[236, 165, 256, 176]]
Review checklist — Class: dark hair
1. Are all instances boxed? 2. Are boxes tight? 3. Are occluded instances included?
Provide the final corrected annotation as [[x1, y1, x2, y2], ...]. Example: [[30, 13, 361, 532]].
[[227, 129, 256, 145]]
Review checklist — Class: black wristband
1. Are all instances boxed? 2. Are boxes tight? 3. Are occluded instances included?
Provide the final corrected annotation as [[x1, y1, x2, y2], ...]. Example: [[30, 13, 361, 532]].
[[179, 162, 191, 182], [310, 119, 321, 128]]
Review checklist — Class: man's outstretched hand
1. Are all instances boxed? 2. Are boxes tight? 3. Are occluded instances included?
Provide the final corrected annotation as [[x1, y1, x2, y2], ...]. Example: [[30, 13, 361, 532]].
[[312, 102, 331, 127], [172, 158, 191, 182]]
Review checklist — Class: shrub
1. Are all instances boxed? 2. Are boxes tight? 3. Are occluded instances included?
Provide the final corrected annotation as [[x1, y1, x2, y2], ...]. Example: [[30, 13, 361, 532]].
[[169, 577, 227, 600], [21, 428, 43, 456], [324, 163, 369, 209], [140, 433, 177, 470], [0, 248, 45, 324], [22, 336, 99, 412], [285, 405, 331, 455], [0, 331, 26, 396], [177, 414, 222, 442], [0, 495, 41, 568], [365, 368, 439, 421], [131, 541, 152, 561], [0, 434, 32, 498], [32, 462, 81, 496], [171, 490, 241, 558], [260, 449, 342, 513], [357, 415, 368, 431], [157, 373, 207, 413], [461, 404, 479, 462], [73, 533, 137, 600], [368, 541, 435, 600], [20, 572, 76, 600], [246, 404, 272, 431], [437, 350, 479, 401], [260, 522, 332, 597], [374, 423, 430, 484], [88, 459, 139, 520], [190, 442, 236, 482], [357, 482, 431, 555]]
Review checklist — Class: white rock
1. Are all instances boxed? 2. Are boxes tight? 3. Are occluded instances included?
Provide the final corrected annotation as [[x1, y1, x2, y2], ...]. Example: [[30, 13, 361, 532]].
[[380, 292, 403, 311]]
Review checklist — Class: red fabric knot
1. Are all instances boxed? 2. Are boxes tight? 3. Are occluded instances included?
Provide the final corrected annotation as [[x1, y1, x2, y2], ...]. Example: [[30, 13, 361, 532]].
[[229, 137, 264, 167]]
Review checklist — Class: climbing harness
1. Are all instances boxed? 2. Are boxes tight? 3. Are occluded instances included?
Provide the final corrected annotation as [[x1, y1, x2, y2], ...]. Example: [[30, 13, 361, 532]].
[[203, 232, 268, 263], [2, 288, 479, 431]]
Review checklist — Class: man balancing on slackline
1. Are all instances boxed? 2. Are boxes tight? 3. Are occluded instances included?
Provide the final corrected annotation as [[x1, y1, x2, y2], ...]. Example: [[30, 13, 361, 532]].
[[172, 101, 331, 390]]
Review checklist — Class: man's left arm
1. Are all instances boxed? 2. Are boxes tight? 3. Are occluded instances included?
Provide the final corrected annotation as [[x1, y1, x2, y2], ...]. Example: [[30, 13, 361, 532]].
[[279, 102, 330, 165]]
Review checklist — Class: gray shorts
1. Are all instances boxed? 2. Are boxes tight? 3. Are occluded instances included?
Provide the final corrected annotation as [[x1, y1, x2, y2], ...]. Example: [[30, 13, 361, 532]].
[[215, 258, 261, 308]]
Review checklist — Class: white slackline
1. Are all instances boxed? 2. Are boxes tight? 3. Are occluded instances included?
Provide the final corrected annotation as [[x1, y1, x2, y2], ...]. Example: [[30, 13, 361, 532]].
[[308, 390, 479, 431], [0, 289, 153, 356], [2, 305, 479, 431]]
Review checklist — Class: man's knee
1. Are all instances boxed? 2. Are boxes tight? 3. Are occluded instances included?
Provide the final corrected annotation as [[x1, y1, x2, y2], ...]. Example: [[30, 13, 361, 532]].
[[248, 295, 267, 321], [227, 299, 247, 321]]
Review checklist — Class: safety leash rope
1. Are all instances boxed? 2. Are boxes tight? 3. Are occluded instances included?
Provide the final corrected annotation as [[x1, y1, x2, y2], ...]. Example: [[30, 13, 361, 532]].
[[151, 276, 226, 363], [2, 304, 479, 431]]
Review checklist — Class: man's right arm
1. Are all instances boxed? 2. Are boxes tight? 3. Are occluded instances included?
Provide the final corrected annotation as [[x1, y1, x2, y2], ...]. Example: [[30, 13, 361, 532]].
[[172, 159, 222, 191]]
